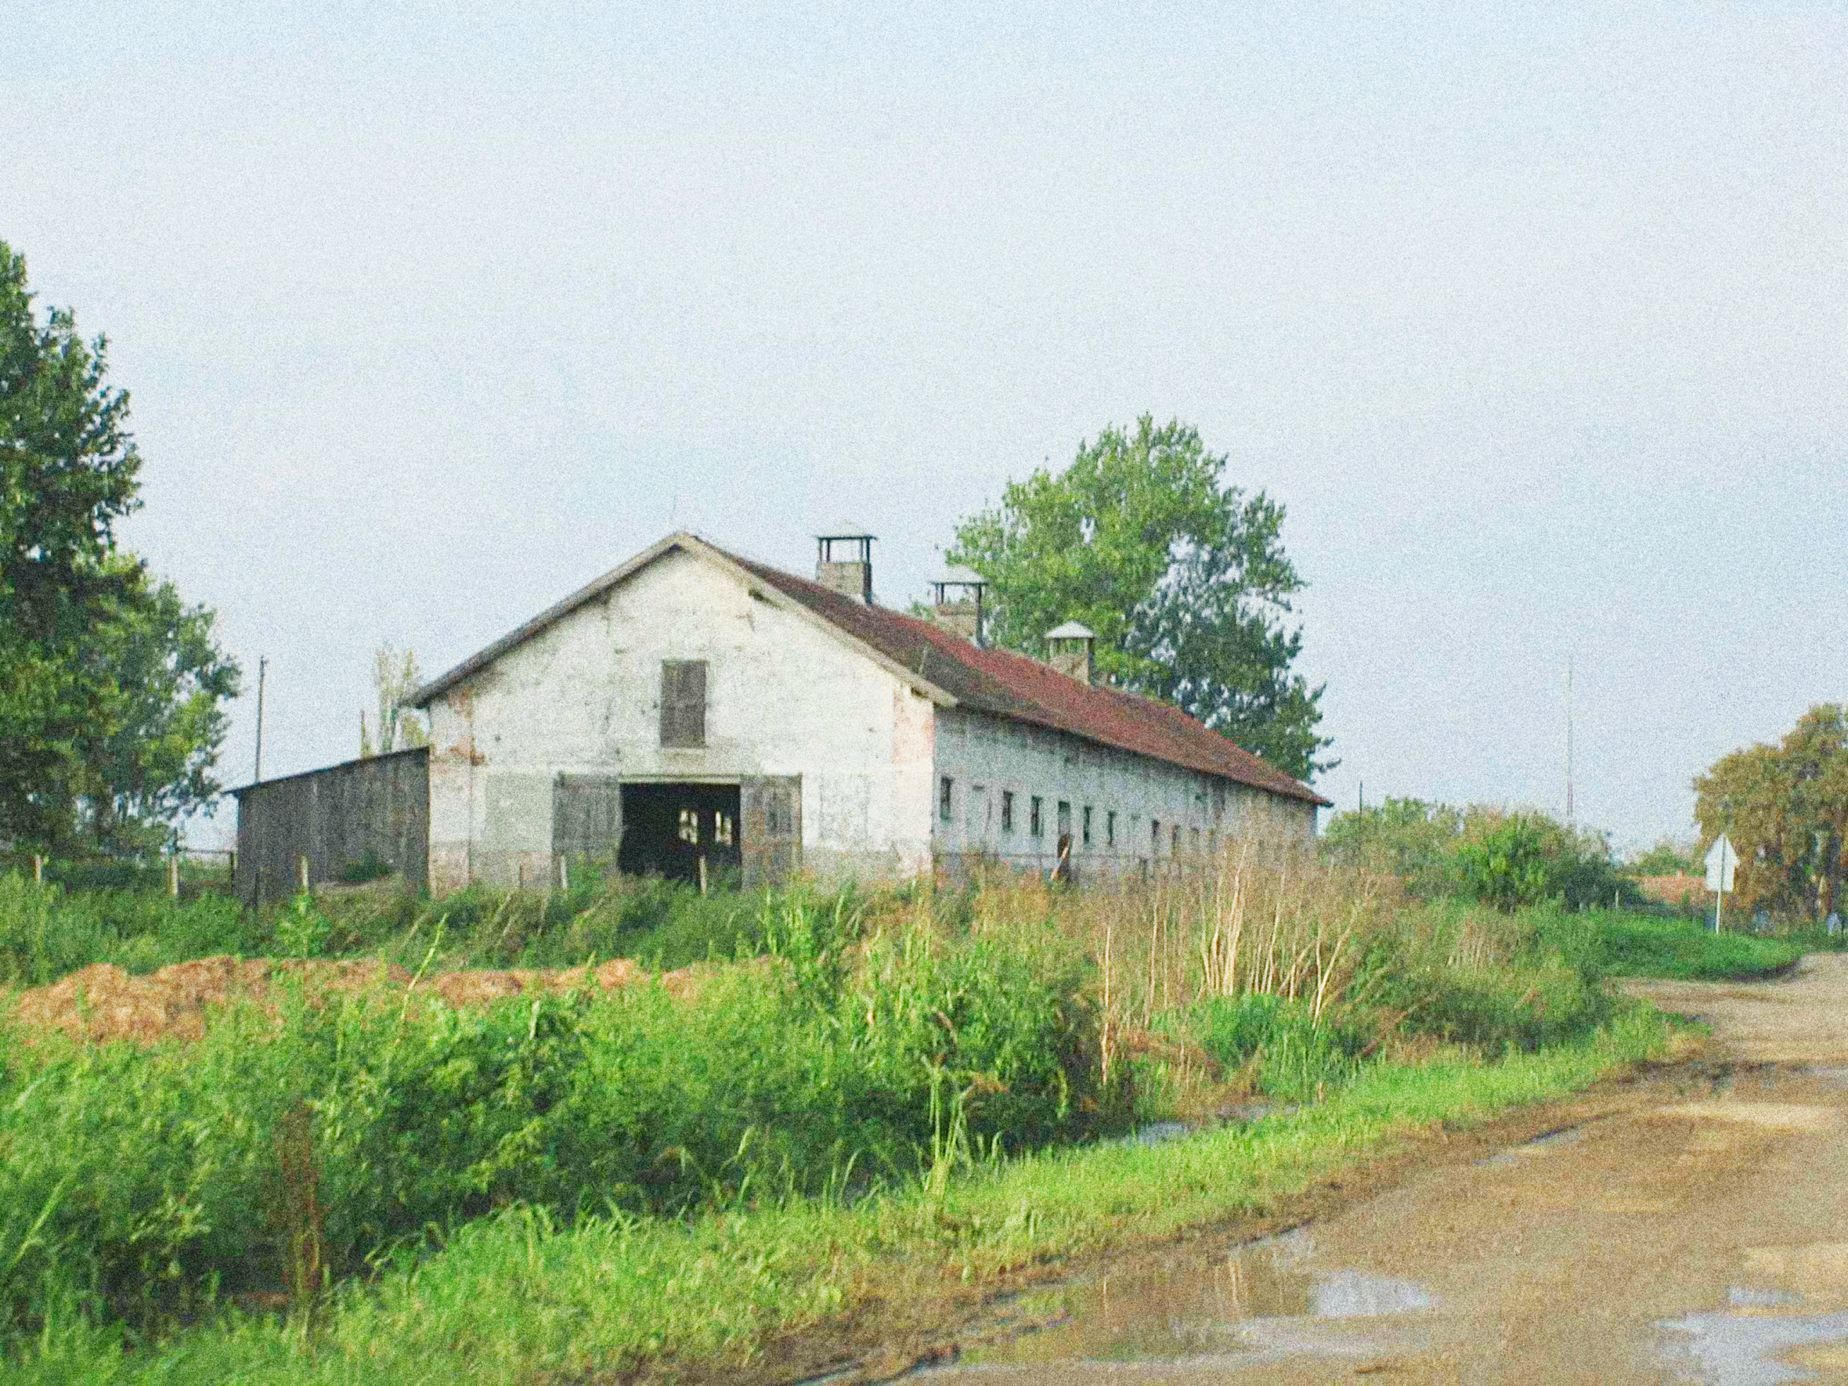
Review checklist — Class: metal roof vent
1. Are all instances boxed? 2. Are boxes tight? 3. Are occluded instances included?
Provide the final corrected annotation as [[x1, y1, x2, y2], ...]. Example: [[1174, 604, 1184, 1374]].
[[815, 527, 875, 604], [1045, 620, 1096, 685], [929, 566, 987, 645]]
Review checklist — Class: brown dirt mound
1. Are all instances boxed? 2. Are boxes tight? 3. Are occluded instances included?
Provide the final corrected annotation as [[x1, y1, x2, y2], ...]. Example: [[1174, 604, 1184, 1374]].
[[9, 954, 658, 1045]]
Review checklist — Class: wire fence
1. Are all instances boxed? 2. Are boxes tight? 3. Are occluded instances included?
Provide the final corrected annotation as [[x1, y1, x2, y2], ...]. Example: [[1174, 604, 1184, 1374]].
[[0, 847, 236, 898]]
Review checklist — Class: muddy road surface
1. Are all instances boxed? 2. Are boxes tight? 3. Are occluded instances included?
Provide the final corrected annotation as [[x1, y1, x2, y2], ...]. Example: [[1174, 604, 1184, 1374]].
[[899, 955, 1848, 1384]]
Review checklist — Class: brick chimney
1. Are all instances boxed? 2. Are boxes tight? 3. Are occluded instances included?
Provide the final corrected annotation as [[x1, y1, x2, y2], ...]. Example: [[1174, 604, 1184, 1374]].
[[929, 567, 986, 644], [1045, 621, 1096, 685], [815, 529, 875, 604]]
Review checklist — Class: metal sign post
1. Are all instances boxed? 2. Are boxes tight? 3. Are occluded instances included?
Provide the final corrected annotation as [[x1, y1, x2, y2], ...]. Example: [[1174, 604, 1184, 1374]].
[[1705, 833, 1737, 934]]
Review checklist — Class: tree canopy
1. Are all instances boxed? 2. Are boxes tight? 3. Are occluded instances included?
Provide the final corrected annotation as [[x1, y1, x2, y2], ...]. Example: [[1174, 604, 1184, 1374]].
[[946, 416, 1331, 780], [1694, 704, 1848, 920], [0, 240, 238, 853]]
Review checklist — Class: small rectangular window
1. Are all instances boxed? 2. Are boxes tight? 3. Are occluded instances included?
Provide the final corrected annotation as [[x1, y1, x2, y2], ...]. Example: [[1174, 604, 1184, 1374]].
[[1057, 800, 1071, 839], [659, 660, 708, 748], [1190, 827, 1200, 855], [677, 807, 700, 845], [1106, 810, 1117, 847], [1151, 819, 1161, 852], [1172, 824, 1182, 855], [1082, 806, 1093, 846], [1001, 790, 1015, 833], [1030, 796, 1044, 837], [939, 776, 954, 822]]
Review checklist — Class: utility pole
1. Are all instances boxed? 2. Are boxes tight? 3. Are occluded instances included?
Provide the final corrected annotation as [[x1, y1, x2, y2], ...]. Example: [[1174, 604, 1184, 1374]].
[[254, 655, 268, 783], [1564, 656, 1575, 829]]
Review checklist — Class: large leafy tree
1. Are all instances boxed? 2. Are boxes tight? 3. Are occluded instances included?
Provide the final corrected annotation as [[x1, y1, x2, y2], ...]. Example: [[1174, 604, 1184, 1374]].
[[0, 240, 238, 853], [1695, 704, 1848, 919], [948, 416, 1332, 779]]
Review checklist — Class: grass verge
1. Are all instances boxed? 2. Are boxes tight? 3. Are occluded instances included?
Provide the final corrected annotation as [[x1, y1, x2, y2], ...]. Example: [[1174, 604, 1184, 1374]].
[[1542, 909, 1803, 981], [18, 1005, 1668, 1383]]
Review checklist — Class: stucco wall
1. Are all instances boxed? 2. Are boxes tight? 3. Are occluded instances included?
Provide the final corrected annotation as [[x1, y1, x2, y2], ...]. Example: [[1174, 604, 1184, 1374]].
[[930, 707, 1315, 877], [424, 547, 935, 889], [233, 747, 429, 903]]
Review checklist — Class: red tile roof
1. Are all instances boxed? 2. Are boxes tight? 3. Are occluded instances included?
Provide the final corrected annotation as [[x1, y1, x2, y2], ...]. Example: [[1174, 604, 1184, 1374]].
[[411, 532, 1328, 808], [728, 548, 1329, 807]]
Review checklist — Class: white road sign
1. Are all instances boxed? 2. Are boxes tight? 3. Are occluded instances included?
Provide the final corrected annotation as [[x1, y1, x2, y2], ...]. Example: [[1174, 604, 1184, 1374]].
[[1705, 834, 1737, 894]]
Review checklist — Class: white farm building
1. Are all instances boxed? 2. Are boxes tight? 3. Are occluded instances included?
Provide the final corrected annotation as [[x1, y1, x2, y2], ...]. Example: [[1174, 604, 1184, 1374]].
[[233, 531, 1327, 900]]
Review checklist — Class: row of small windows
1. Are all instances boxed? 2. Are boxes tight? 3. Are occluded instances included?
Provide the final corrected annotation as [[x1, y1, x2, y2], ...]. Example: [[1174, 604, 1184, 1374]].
[[938, 776, 1208, 854]]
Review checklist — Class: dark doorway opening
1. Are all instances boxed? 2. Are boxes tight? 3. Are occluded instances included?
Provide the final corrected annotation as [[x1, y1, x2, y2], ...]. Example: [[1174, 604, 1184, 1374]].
[[619, 782, 741, 886]]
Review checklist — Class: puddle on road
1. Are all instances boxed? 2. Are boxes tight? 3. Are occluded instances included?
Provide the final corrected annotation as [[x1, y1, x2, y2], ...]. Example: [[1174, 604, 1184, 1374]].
[[1728, 1286, 1803, 1310], [1475, 1123, 1588, 1168], [1658, 1303, 1848, 1384], [914, 1230, 1437, 1377], [1119, 1102, 1289, 1150]]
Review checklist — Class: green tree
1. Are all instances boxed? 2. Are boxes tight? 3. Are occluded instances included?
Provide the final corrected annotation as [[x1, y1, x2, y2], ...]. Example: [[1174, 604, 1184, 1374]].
[[947, 416, 1331, 779], [1321, 798, 1465, 896], [362, 642, 429, 756], [0, 240, 238, 853], [1695, 705, 1848, 919], [1626, 838, 1696, 877]]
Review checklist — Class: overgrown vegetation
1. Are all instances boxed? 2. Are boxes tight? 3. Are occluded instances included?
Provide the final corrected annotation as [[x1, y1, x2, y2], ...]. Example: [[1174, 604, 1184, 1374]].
[[0, 873, 833, 988], [1322, 798, 1639, 910], [0, 895, 1108, 1349], [0, 849, 1738, 1378], [11, 1012, 1666, 1384]]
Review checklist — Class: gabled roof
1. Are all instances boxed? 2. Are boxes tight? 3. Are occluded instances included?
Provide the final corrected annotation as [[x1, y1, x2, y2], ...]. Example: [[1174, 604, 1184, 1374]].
[[410, 532, 1330, 807]]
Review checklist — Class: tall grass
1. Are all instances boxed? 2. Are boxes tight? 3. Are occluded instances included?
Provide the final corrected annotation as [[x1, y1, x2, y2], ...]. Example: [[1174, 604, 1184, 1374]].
[[11, 1008, 1669, 1384], [0, 849, 1747, 1376], [0, 894, 1110, 1346], [0, 872, 869, 987]]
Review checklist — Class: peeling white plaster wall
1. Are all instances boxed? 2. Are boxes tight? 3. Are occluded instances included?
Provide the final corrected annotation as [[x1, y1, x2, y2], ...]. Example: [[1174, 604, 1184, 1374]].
[[425, 547, 934, 889], [930, 706, 1316, 877]]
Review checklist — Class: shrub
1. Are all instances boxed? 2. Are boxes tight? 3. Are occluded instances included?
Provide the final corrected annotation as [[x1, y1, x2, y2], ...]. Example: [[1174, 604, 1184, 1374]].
[[0, 875, 258, 986]]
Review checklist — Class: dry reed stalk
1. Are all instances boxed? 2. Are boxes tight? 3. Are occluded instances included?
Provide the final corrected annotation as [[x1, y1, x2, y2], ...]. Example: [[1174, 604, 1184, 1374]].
[[1100, 916, 1114, 1090]]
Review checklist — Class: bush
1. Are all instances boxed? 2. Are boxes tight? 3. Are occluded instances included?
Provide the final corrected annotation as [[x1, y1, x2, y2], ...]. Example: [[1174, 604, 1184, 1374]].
[[0, 875, 259, 986]]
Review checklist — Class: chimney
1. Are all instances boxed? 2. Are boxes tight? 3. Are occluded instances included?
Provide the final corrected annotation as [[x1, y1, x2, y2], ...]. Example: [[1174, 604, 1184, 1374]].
[[1045, 621, 1096, 685], [815, 529, 875, 604], [929, 567, 987, 644]]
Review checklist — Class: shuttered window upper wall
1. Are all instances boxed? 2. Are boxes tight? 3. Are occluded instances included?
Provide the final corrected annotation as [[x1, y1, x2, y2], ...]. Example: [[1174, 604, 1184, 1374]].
[[660, 660, 708, 748]]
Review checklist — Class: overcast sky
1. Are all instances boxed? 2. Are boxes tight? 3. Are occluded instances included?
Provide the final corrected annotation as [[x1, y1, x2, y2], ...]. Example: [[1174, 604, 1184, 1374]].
[[8, 3, 1845, 853]]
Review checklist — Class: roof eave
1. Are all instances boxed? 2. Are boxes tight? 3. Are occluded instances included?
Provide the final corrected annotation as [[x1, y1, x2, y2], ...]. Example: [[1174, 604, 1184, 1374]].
[[406, 531, 958, 711]]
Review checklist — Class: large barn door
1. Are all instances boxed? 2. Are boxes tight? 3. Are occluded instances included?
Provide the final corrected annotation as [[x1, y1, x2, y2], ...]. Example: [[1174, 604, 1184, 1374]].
[[553, 774, 623, 876], [741, 776, 801, 887]]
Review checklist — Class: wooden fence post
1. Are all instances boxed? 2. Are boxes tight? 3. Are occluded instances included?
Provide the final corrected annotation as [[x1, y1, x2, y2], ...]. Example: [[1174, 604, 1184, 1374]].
[[298, 855, 310, 894], [32, 854, 44, 886], [168, 853, 180, 898]]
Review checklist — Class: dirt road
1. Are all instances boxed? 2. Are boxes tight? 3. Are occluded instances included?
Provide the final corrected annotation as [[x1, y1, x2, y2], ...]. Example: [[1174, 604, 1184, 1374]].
[[910, 955, 1848, 1384]]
